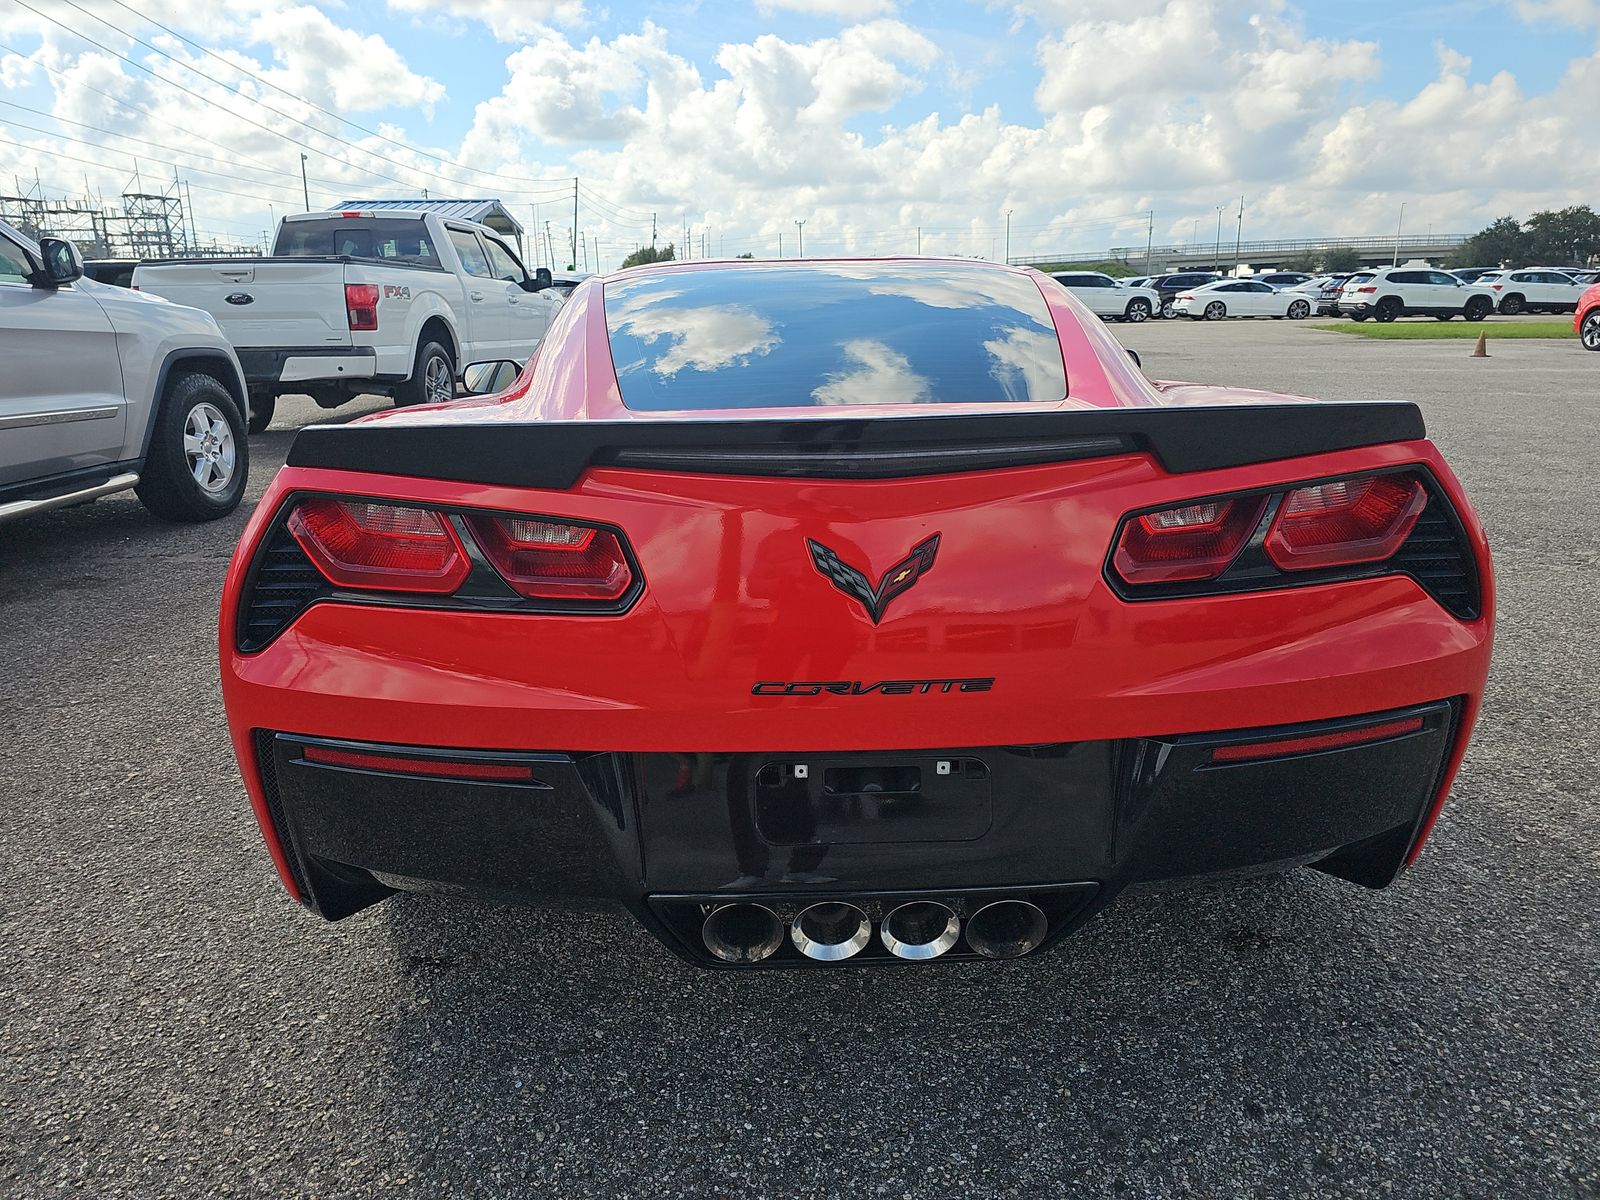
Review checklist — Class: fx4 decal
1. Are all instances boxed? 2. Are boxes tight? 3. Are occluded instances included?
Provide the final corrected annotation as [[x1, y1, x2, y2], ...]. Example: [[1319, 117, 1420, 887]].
[[807, 533, 940, 624], [383, 285, 412, 300]]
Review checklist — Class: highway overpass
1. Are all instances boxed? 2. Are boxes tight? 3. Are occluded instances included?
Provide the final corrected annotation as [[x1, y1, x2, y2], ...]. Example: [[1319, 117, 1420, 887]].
[[1015, 233, 1468, 272]]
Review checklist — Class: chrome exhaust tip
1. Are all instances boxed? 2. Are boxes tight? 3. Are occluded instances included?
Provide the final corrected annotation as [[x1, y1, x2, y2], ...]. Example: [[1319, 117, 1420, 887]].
[[790, 901, 872, 962], [965, 899, 1048, 960], [879, 900, 961, 961], [701, 903, 784, 964]]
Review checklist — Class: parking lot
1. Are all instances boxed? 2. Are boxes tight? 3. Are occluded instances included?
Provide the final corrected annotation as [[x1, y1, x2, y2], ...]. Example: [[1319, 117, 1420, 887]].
[[1, 318, 1594, 1198]]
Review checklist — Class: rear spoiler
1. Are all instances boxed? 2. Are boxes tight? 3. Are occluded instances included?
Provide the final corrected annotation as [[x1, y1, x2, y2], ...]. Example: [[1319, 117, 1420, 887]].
[[286, 403, 1425, 488]]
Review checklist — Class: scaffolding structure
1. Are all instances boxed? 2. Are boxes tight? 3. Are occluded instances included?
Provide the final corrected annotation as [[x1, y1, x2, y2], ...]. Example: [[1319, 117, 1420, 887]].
[[0, 183, 263, 259]]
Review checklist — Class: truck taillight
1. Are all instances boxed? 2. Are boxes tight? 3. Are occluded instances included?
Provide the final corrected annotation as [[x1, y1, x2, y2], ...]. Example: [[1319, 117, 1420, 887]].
[[345, 283, 379, 331]]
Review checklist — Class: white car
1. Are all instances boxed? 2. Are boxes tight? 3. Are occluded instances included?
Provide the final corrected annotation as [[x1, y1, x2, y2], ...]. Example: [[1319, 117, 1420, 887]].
[[1050, 272, 1161, 322], [1482, 267, 1586, 315], [1333, 267, 1496, 322], [2, 219, 249, 525], [1171, 279, 1314, 321], [133, 209, 564, 431]]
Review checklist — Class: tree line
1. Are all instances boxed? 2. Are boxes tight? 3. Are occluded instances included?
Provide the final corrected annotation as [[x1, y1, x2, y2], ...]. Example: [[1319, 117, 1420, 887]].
[[1452, 206, 1599, 268]]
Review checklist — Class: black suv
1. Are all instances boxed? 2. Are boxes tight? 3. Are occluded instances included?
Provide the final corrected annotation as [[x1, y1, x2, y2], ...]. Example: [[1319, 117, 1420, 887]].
[[1147, 272, 1221, 319]]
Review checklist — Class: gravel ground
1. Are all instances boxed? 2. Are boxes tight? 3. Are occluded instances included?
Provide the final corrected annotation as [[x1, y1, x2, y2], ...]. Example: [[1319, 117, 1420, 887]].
[[1, 319, 1595, 1198]]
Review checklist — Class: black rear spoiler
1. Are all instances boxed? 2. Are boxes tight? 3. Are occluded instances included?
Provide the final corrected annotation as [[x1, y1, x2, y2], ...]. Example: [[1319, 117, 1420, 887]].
[[286, 403, 1425, 488]]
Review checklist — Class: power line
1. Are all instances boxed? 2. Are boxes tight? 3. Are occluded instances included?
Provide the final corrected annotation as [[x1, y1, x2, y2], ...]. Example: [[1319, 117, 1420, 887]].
[[104, 0, 574, 191]]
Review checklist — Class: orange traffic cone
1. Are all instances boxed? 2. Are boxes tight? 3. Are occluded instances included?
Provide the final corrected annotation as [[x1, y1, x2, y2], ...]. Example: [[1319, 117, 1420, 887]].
[[1470, 332, 1489, 358]]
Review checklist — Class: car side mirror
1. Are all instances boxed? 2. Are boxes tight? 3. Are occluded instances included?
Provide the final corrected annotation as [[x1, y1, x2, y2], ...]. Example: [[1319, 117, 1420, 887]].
[[525, 266, 553, 292], [1125, 348, 1142, 370], [461, 360, 521, 395], [33, 236, 84, 288]]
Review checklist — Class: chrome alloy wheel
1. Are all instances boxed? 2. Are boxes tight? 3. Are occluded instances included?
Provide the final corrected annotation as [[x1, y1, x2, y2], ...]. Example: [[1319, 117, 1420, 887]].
[[182, 401, 236, 494], [424, 354, 454, 404], [1582, 312, 1600, 351]]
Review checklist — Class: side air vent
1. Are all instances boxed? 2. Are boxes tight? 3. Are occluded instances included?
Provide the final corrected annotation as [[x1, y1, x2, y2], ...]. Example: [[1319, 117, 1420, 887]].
[[252, 729, 310, 904], [237, 522, 330, 652], [1392, 496, 1480, 619]]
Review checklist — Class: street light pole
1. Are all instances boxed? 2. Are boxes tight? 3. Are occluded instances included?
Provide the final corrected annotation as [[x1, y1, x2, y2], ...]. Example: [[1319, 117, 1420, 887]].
[[1393, 201, 1406, 267], [1214, 205, 1225, 273], [1004, 209, 1013, 264], [795, 219, 805, 257], [299, 153, 309, 211]]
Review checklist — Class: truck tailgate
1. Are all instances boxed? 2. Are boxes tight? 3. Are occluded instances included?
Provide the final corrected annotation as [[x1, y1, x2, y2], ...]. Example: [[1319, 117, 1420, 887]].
[[134, 260, 352, 349]]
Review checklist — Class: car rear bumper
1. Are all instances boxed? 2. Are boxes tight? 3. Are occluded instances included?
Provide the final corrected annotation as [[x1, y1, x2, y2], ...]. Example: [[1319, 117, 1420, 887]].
[[248, 699, 1467, 966], [236, 347, 377, 388]]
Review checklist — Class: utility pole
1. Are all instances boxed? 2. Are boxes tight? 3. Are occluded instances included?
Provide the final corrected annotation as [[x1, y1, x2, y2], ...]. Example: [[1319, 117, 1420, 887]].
[[651, 212, 656, 250], [779, 231, 784, 258], [571, 177, 579, 271], [1235, 195, 1244, 263], [795, 219, 805, 256], [299, 153, 309, 211], [530, 204, 540, 268], [1145, 210, 1154, 272], [544, 220, 555, 271], [1393, 201, 1406, 267], [917, 226, 922, 254], [1214, 204, 1225, 273], [1004, 210, 1013, 263]]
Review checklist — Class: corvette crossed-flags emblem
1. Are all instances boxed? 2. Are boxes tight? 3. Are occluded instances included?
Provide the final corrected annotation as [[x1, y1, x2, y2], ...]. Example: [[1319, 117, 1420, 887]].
[[806, 534, 942, 624]]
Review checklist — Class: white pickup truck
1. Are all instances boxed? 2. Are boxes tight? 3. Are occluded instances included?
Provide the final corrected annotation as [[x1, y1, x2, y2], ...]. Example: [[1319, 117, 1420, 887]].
[[131, 209, 563, 431]]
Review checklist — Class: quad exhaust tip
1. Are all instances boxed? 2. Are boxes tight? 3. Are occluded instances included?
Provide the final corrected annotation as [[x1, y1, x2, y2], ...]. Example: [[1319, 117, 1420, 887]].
[[880, 900, 961, 961], [790, 901, 872, 961], [965, 899, 1048, 960], [701, 902, 784, 964]]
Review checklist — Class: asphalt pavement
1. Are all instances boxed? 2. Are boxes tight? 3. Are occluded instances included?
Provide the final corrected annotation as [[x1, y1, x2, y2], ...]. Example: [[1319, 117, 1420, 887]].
[[1, 318, 1595, 1198]]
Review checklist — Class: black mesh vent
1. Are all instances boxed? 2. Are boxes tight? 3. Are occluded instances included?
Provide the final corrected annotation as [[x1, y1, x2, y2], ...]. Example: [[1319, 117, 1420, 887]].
[[252, 730, 310, 904], [238, 522, 329, 652], [1393, 496, 1480, 619]]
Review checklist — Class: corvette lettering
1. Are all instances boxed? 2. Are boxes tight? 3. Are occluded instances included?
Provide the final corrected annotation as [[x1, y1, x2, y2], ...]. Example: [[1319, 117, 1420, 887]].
[[752, 678, 995, 696]]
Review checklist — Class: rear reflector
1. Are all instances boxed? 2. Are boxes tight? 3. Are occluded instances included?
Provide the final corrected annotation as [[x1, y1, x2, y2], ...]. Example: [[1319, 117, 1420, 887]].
[[1210, 715, 1425, 763], [345, 283, 379, 331], [463, 515, 633, 601], [288, 497, 470, 593], [1112, 496, 1265, 584], [1264, 474, 1426, 571], [301, 744, 535, 781]]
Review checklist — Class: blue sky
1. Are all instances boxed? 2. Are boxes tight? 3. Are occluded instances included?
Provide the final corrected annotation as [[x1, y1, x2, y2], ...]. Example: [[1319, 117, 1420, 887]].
[[2, 0, 1597, 264]]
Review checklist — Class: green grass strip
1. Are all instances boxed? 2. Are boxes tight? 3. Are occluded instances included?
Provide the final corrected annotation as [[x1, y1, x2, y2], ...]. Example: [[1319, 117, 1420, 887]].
[[1309, 321, 1575, 340]]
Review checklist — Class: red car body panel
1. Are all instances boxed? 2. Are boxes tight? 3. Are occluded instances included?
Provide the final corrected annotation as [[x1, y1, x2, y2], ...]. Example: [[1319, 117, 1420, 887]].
[[219, 260, 1495, 960], [1577, 283, 1600, 344]]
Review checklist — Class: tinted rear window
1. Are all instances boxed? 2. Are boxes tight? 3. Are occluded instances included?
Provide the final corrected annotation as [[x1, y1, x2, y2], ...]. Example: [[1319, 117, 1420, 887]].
[[272, 218, 441, 268], [604, 264, 1067, 411]]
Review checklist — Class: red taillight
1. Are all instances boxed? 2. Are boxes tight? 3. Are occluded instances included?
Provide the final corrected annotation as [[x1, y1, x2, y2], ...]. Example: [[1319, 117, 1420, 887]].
[[288, 497, 470, 593], [1112, 497, 1265, 584], [463, 515, 633, 601], [345, 282, 379, 331], [301, 743, 536, 781], [1210, 715, 1425, 763], [1176, 293, 1193, 300], [1263, 474, 1427, 571], [1354, 285, 1377, 294]]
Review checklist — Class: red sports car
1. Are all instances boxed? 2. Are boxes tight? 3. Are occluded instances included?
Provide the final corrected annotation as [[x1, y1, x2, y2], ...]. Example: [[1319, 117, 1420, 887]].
[[1577, 282, 1600, 350], [220, 259, 1494, 968]]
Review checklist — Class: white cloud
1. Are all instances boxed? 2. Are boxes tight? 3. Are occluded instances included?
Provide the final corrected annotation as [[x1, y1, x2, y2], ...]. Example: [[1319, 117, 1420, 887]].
[[247, 6, 446, 115], [1510, 0, 1600, 24], [757, 0, 898, 17], [385, 0, 588, 41], [813, 339, 930, 405]]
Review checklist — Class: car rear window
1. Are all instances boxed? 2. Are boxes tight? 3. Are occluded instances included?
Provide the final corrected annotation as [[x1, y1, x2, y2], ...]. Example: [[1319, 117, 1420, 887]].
[[603, 264, 1068, 411], [272, 218, 442, 268]]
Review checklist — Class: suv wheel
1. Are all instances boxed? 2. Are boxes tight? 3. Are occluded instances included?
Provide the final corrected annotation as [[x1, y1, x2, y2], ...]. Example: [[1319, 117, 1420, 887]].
[[395, 339, 455, 407], [1124, 298, 1151, 323], [135, 372, 248, 522], [1464, 297, 1493, 321], [1374, 298, 1402, 323], [1499, 293, 1525, 315], [1160, 299, 1176, 319], [1581, 311, 1600, 351]]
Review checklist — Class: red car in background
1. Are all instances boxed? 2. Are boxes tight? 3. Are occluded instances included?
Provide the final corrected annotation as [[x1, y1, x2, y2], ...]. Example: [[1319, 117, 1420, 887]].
[[1577, 283, 1600, 350], [219, 259, 1494, 969]]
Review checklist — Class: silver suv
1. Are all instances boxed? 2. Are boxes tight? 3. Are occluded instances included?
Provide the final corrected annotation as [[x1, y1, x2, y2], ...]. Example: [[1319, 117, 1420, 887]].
[[1, 220, 249, 525]]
